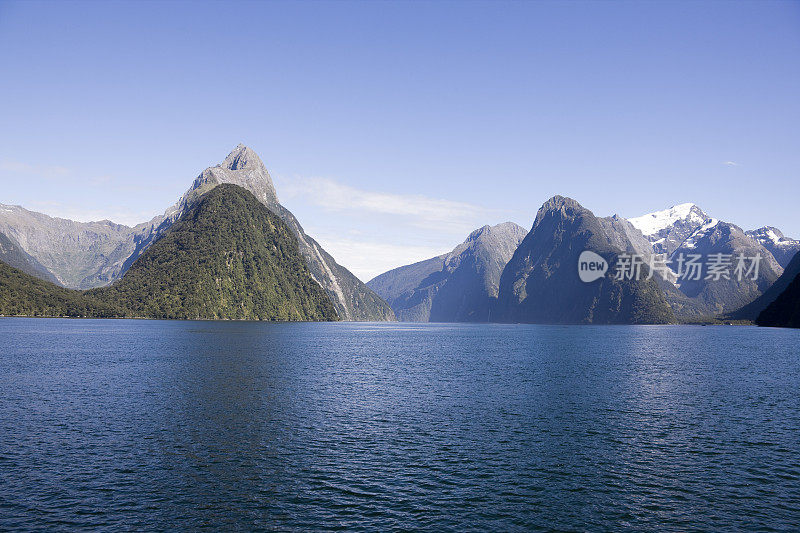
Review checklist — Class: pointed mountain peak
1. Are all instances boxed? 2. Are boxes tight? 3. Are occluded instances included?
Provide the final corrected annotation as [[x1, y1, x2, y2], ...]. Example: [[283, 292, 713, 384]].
[[534, 196, 591, 225], [466, 224, 493, 241], [466, 222, 527, 243], [748, 226, 785, 240], [221, 144, 265, 171], [541, 195, 583, 211], [180, 144, 279, 209]]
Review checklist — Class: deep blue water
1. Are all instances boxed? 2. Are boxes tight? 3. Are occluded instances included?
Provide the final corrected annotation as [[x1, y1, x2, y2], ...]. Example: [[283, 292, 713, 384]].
[[0, 319, 799, 531]]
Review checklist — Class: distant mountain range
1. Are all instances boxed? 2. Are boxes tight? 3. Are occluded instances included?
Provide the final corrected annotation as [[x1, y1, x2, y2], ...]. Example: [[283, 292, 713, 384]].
[[745, 227, 800, 268], [0, 145, 393, 321], [2, 146, 798, 326], [369, 199, 798, 325], [627, 203, 785, 317]]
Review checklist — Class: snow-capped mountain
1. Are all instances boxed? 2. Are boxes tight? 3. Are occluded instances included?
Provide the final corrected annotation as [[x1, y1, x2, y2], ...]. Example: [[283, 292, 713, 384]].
[[628, 203, 713, 255], [745, 227, 800, 268], [625, 203, 788, 316]]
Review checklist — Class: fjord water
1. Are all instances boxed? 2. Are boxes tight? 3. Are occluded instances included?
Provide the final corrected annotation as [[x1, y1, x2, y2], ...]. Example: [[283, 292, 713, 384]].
[[1, 320, 799, 531]]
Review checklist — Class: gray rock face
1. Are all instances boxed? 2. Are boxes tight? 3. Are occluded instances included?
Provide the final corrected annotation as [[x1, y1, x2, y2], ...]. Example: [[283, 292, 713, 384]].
[[745, 227, 800, 268], [494, 196, 675, 324], [367, 222, 527, 322], [599, 215, 655, 260], [0, 204, 142, 288], [0, 145, 394, 321], [0, 231, 60, 284], [179, 144, 279, 211]]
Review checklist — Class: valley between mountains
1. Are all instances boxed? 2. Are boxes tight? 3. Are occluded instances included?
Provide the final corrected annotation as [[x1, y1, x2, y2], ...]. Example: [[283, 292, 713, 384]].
[[1, 145, 799, 326]]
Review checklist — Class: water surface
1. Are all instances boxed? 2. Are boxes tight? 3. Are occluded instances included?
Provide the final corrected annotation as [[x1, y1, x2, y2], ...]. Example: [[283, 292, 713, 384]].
[[1, 319, 799, 531]]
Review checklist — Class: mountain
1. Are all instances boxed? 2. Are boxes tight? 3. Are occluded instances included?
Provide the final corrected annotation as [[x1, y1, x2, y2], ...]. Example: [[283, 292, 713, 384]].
[[494, 197, 675, 325], [0, 259, 123, 318], [0, 231, 59, 284], [628, 204, 784, 317], [0, 204, 142, 288], [597, 214, 658, 263], [755, 263, 800, 328], [745, 227, 800, 268], [175, 145, 393, 321], [667, 221, 782, 315], [730, 250, 800, 321], [0, 145, 394, 321], [87, 184, 338, 321], [367, 222, 527, 322], [628, 203, 712, 255]]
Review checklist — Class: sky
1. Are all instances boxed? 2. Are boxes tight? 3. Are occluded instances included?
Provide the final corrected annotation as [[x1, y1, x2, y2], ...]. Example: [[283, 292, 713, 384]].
[[0, 1, 798, 281]]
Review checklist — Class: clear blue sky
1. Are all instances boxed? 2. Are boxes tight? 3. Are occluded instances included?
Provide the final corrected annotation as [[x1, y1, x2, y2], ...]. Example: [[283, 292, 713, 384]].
[[1, 0, 798, 280]]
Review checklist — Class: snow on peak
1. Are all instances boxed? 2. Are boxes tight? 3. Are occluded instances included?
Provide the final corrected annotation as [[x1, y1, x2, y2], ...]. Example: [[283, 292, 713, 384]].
[[628, 203, 706, 236], [679, 218, 719, 249]]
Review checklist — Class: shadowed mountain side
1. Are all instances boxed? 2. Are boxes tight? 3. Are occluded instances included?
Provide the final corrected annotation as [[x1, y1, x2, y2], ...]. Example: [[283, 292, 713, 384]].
[[756, 265, 800, 328], [668, 222, 781, 315], [731, 250, 800, 321], [494, 196, 675, 325]]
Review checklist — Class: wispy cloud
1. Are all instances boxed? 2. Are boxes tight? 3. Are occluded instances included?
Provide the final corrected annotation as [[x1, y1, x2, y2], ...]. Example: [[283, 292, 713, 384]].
[[0, 159, 71, 179], [310, 237, 449, 282], [0, 159, 116, 185], [723, 161, 740, 167], [274, 175, 525, 279], [277, 176, 496, 235]]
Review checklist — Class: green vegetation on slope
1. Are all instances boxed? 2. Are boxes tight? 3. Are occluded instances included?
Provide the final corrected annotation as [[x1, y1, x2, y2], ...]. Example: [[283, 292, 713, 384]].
[[88, 184, 338, 321], [0, 260, 124, 317]]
